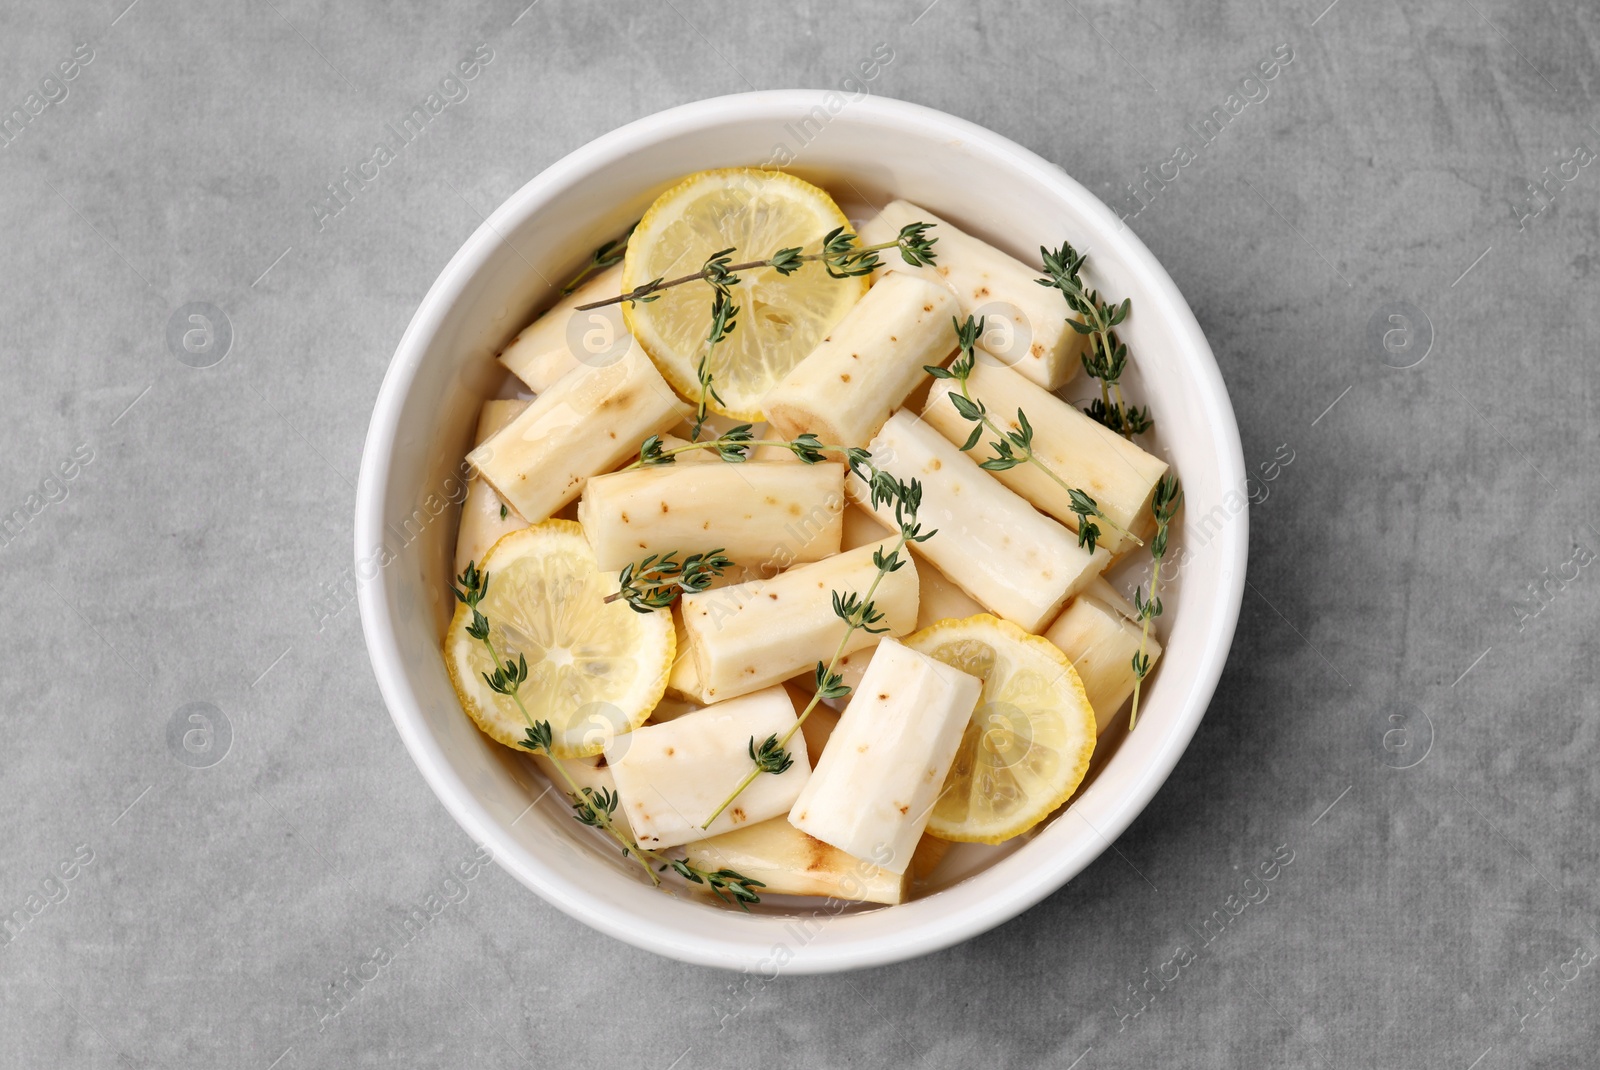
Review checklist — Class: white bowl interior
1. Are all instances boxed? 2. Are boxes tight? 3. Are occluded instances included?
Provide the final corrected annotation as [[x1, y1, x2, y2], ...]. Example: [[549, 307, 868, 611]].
[[357, 91, 1246, 972]]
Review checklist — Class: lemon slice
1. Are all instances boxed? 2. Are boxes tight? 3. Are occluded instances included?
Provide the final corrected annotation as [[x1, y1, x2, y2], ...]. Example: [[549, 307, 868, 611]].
[[444, 521, 673, 758], [902, 615, 1096, 844], [622, 168, 866, 421]]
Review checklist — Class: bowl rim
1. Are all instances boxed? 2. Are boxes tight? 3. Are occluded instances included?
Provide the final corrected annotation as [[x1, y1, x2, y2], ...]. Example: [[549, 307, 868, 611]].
[[356, 89, 1247, 973]]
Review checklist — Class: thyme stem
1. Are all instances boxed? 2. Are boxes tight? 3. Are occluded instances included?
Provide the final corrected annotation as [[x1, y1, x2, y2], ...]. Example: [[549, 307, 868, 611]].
[[608, 549, 731, 612], [953, 375, 1141, 548], [574, 224, 936, 312], [534, 747, 661, 885], [928, 316, 1143, 553], [1127, 554, 1162, 732], [560, 222, 636, 294], [624, 436, 843, 470], [1128, 474, 1181, 731], [1037, 243, 1152, 438]]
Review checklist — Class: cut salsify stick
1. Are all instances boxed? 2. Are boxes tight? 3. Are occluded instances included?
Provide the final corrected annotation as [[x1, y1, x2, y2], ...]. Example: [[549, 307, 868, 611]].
[[577, 461, 844, 571], [605, 686, 810, 849], [1044, 595, 1163, 736], [788, 638, 981, 874], [678, 539, 920, 703], [850, 411, 1108, 633], [763, 271, 958, 448], [858, 199, 1085, 390], [922, 358, 1169, 556], [498, 263, 644, 393], [685, 817, 908, 905], [453, 399, 530, 579], [469, 349, 686, 523]]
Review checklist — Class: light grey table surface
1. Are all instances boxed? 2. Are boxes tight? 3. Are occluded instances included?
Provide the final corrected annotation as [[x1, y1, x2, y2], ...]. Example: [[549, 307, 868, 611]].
[[3, 1, 1597, 1066]]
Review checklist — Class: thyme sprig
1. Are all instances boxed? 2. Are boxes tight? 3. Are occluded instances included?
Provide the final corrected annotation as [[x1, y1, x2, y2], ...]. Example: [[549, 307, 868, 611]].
[[606, 549, 733, 612], [453, 563, 765, 904], [1128, 474, 1181, 730], [521, 717, 768, 907], [1037, 243, 1153, 438], [454, 566, 659, 881], [528, 722, 770, 905], [569, 782, 621, 832], [749, 734, 794, 775], [630, 426, 839, 469], [701, 466, 933, 829], [926, 316, 1141, 553], [560, 222, 637, 294], [662, 858, 766, 908], [454, 563, 541, 750], [574, 222, 938, 312], [689, 250, 740, 439], [583, 223, 934, 430]]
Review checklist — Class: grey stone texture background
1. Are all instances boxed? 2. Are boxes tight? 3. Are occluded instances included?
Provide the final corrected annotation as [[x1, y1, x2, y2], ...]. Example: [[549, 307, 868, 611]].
[[2, 0, 1596, 1066]]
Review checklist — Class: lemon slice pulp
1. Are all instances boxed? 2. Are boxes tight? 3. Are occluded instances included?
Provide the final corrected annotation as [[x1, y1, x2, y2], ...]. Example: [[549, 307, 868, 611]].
[[902, 614, 1096, 844], [622, 168, 866, 421], [444, 521, 673, 758]]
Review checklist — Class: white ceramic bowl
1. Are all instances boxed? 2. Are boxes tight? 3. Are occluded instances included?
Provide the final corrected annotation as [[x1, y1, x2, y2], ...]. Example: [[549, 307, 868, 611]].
[[356, 90, 1246, 973]]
